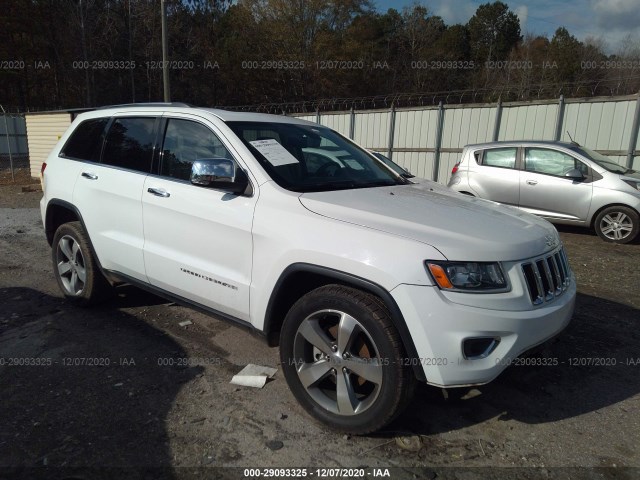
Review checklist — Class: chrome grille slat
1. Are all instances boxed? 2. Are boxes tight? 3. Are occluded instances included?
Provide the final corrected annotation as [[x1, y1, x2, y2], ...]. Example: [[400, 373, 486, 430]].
[[540, 259, 555, 300], [531, 262, 545, 304], [548, 255, 562, 294], [521, 247, 571, 305], [554, 252, 567, 289], [560, 249, 571, 287]]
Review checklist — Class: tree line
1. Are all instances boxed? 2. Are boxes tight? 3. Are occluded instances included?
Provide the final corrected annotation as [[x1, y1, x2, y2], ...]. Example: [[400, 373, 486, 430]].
[[1, 0, 639, 112]]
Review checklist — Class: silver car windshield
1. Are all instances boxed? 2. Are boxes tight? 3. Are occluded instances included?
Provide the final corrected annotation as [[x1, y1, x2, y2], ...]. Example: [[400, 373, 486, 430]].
[[227, 121, 406, 192], [576, 146, 634, 175]]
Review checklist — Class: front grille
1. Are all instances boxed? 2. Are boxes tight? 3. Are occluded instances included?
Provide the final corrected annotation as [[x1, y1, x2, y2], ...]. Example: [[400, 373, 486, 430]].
[[521, 247, 570, 305]]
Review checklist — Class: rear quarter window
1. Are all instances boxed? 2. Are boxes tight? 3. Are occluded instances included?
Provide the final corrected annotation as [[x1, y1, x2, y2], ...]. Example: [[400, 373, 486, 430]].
[[60, 118, 109, 162], [481, 147, 517, 169]]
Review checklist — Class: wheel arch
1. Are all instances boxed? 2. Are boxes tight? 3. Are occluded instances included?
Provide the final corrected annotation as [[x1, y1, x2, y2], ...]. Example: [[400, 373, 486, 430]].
[[44, 199, 115, 281], [263, 263, 427, 382], [45, 199, 83, 245]]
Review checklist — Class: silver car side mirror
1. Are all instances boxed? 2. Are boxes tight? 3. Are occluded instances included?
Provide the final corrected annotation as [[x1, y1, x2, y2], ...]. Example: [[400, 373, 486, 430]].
[[564, 168, 585, 180]]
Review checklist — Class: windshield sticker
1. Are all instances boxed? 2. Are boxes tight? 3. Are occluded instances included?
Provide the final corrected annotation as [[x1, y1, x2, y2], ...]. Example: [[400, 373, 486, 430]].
[[249, 139, 299, 166]]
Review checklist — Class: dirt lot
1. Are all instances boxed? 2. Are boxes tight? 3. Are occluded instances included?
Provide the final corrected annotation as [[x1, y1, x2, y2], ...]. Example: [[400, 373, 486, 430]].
[[1, 170, 639, 479]]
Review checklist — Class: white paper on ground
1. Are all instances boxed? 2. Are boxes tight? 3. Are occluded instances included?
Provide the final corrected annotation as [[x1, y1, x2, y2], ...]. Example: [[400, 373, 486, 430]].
[[249, 139, 299, 166], [230, 364, 278, 388]]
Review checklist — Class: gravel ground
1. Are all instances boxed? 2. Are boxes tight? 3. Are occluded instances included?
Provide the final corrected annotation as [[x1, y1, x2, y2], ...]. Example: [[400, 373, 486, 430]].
[[0, 177, 639, 480]]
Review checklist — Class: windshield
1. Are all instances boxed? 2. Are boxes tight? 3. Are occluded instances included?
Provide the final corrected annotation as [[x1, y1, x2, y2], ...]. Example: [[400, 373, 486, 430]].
[[227, 121, 406, 192], [575, 146, 634, 175]]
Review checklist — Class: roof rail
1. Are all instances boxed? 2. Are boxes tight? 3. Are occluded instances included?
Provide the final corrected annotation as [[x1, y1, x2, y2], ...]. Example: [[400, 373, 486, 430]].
[[96, 102, 193, 110]]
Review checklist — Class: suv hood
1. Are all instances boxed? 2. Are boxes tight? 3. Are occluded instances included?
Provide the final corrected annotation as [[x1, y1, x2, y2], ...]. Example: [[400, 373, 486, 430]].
[[299, 182, 559, 261]]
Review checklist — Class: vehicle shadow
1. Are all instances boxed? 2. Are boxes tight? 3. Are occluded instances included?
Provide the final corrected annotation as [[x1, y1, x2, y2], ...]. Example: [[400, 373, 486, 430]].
[[554, 223, 597, 237], [556, 223, 640, 245], [0, 286, 201, 478], [390, 292, 640, 436], [112, 284, 171, 308]]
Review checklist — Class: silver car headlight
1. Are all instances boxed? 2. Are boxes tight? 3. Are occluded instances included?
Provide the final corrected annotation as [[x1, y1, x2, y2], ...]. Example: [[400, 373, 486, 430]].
[[426, 261, 509, 292]]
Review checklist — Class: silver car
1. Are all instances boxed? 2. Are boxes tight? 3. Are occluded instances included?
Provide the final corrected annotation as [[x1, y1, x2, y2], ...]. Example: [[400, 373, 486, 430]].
[[448, 141, 640, 244]]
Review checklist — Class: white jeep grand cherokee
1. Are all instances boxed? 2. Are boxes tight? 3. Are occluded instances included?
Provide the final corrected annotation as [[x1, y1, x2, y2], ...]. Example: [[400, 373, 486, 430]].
[[40, 104, 575, 434]]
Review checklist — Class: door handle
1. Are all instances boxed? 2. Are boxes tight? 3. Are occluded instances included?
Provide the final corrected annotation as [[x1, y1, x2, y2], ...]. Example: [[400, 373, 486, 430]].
[[81, 172, 98, 180], [526, 179, 538, 185], [147, 187, 170, 198]]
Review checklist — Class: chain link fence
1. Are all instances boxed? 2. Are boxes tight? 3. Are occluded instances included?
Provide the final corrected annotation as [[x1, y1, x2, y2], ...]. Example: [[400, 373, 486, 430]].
[[0, 106, 29, 182]]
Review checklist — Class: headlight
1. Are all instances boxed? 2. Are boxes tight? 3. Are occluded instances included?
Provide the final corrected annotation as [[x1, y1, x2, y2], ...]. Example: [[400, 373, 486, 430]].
[[426, 261, 508, 292], [622, 179, 640, 191]]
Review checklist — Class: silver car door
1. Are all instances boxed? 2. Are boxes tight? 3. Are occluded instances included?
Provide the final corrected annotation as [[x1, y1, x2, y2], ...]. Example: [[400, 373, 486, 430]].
[[467, 146, 520, 206], [519, 147, 593, 222]]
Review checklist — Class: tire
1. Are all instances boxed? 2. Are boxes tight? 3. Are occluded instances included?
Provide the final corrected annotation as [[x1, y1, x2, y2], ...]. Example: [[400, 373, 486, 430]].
[[594, 206, 639, 244], [279, 284, 415, 434], [51, 221, 112, 305]]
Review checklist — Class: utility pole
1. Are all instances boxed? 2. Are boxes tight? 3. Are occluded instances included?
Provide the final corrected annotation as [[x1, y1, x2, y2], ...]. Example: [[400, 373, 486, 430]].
[[161, 0, 171, 102], [128, 0, 135, 102]]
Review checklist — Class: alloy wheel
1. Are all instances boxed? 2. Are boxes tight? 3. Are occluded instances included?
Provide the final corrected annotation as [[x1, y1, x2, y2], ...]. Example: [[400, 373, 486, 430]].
[[292, 309, 383, 416], [55, 235, 87, 295]]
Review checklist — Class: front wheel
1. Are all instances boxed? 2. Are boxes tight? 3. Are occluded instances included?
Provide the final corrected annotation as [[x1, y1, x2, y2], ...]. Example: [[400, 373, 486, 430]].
[[279, 285, 415, 434], [594, 206, 639, 244], [52, 221, 112, 305]]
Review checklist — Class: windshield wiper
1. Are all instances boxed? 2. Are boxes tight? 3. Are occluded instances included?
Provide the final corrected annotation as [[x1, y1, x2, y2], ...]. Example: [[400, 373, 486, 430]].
[[350, 180, 398, 189], [301, 181, 358, 192], [300, 179, 399, 192]]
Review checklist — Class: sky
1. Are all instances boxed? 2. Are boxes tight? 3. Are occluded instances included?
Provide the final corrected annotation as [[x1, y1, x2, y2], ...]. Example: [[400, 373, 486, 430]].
[[374, 0, 640, 53]]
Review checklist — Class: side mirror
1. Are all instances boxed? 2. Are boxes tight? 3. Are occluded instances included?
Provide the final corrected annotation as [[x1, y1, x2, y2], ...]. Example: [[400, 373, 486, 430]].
[[191, 158, 249, 194], [564, 168, 584, 180]]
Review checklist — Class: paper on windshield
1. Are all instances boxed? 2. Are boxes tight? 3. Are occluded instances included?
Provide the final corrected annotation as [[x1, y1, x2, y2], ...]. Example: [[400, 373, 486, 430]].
[[249, 139, 299, 166]]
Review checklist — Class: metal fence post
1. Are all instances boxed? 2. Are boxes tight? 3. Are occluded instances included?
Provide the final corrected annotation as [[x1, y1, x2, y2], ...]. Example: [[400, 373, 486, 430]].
[[554, 94, 565, 141], [433, 101, 445, 182], [0, 105, 15, 182], [349, 106, 355, 140], [315, 108, 320, 125], [492, 97, 502, 141], [387, 103, 396, 160], [626, 92, 640, 169]]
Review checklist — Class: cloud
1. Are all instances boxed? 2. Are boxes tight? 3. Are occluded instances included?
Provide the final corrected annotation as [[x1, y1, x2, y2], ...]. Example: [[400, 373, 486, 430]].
[[514, 5, 528, 30], [374, 0, 639, 52], [592, 0, 640, 30], [430, 0, 478, 25]]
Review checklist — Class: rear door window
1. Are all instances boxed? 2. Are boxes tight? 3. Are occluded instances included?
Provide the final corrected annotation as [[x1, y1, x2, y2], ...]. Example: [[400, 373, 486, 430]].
[[60, 118, 108, 162], [102, 117, 156, 173], [481, 148, 517, 169]]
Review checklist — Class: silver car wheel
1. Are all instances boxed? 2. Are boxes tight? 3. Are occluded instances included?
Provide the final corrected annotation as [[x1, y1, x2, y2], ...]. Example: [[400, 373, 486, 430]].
[[56, 235, 87, 296], [293, 309, 383, 416], [599, 212, 633, 241]]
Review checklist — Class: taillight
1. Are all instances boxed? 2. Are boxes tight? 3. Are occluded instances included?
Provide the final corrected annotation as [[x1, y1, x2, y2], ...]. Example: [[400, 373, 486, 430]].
[[41, 162, 47, 174], [451, 161, 460, 175]]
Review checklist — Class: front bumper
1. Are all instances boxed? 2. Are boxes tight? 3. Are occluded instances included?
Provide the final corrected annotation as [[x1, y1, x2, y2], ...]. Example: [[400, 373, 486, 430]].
[[390, 276, 576, 387]]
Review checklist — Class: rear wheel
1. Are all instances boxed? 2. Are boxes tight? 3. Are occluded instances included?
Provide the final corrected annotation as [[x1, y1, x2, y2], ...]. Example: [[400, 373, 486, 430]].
[[594, 206, 639, 244], [280, 285, 415, 434], [52, 222, 112, 305]]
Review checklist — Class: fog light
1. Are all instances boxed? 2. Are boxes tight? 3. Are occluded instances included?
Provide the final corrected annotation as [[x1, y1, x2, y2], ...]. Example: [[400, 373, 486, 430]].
[[462, 337, 500, 360]]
